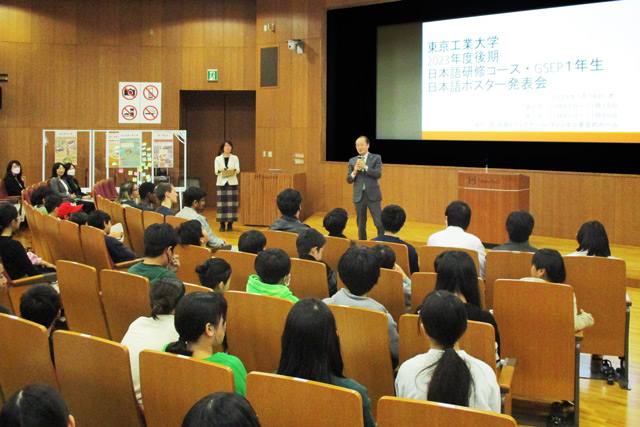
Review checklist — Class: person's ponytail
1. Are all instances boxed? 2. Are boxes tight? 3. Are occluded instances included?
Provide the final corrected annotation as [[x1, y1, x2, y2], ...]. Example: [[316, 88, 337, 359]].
[[165, 337, 192, 356], [426, 347, 472, 406]]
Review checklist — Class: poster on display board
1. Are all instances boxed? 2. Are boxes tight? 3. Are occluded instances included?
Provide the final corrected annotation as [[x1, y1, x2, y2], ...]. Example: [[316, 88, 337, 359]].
[[54, 130, 78, 164], [152, 131, 174, 168], [118, 82, 162, 124], [107, 132, 120, 167], [118, 131, 142, 168]]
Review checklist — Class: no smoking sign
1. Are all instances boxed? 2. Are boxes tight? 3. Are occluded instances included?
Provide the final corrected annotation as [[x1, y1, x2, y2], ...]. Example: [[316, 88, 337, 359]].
[[119, 82, 162, 124]]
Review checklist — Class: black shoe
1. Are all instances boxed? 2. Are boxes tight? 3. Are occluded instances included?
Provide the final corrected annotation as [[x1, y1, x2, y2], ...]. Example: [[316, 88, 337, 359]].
[[219, 223, 226, 232], [547, 402, 565, 427], [590, 354, 603, 373], [226, 222, 233, 231]]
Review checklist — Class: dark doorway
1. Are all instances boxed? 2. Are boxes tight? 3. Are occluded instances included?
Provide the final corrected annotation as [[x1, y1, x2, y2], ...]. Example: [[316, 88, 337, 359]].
[[180, 91, 256, 205]]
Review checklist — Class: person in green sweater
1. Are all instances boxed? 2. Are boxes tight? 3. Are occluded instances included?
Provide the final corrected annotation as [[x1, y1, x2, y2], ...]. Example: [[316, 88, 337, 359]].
[[246, 248, 298, 303], [128, 223, 180, 284], [165, 292, 247, 396]]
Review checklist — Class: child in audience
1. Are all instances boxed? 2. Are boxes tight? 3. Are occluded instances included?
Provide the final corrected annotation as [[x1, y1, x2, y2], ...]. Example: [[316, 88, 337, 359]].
[[322, 208, 355, 245], [371, 244, 411, 309], [67, 211, 88, 226], [196, 258, 232, 293], [296, 228, 337, 296], [277, 298, 374, 427], [522, 248, 594, 331], [0, 384, 76, 427], [128, 223, 180, 284], [246, 248, 298, 302], [44, 194, 63, 216], [238, 230, 266, 254], [176, 219, 209, 247], [182, 393, 260, 427], [20, 284, 62, 364], [88, 210, 138, 263], [121, 276, 185, 406], [434, 250, 500, 358], [567, 220, 612, 257], [395, 290, 500, 412], [165, 292, 247, 396], [31, 185, 55, 214], [323, 246, 398, 366], [0, 202, 56, 279]]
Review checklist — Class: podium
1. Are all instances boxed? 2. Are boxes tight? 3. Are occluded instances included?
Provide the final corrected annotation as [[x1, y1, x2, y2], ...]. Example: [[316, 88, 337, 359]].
[[240, 172, 306, 226], [458, 172, 530, 244]]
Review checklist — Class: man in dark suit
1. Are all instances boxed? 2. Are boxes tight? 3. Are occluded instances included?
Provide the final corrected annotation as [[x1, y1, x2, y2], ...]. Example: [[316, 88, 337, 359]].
[[347, 136, 383, 240]]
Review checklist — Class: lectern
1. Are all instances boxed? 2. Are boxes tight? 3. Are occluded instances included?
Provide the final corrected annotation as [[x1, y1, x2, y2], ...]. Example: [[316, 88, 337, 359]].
[[240, 173, 306, 226], [458, 172, 530, 244]]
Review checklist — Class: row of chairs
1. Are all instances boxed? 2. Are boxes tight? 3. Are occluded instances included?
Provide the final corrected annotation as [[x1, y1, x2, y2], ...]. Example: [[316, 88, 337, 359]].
[[92, 178, 118, 203]]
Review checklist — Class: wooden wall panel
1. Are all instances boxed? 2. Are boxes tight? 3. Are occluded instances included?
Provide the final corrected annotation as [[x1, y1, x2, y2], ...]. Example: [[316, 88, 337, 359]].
[[75, 46, 99, 129], [0, 0, 31, 43], [141, 0, 163, 47], [96, 46, 120, 129], [182, 0, 206, 47], [119, 0, 142, 47], [0, 43, 31, 128], [29, 44, 55, 128], [53, 0, 77, 45], [52, 45, 77, 128]]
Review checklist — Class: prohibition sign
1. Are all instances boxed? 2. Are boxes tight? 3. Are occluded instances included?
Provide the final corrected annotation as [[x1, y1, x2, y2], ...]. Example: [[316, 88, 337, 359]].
[[122, 105, 137, 121], [143, 106, 159, 121], [122, 85, 137, 100], [143, 85, 159, 100]]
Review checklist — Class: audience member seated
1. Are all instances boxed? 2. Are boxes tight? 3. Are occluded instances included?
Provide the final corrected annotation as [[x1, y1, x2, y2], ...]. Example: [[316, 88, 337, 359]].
[[268, 188, 310, 234], [128, 223, 180, 284], [521, 248, 594, 331], [0, 384, 76, 427], [196, 258, 232, 293], [45, 194, 63, 217], [88, 210, 138, 263], [57, 202, 83, 220], [238, 230, 266, 254], [176, 186, 227, 249], [395, 290, 500, 412], [323, 208, 355, 246], [566, 220, 612, 257], [371, 244, 411, 309], [372, 204, 419, 274], [176, 219, 209, 247], [154, 183, 177, 216], [323, 246, 398, 366], [31, 186, 55, 214], [116, 181, 139, 207], [121, 276, 185, 406], [3, 160, 26, 223], [49, 162, 75, 202], [492, 210, 537, 253], [0, 202, 56, 280], [165, 292, 247, 396], [63, 163, 95, 212], [136, 182, 157, 211], [246, 248, 298, 303], [427, 200, 487, 278], [296, 228, 337, 297], [67, 211, 88, 226], [434, 250, 500, 358], [20, 284, 63, 364], [182, 393, 260, 427], [276, 298, 374, 427]]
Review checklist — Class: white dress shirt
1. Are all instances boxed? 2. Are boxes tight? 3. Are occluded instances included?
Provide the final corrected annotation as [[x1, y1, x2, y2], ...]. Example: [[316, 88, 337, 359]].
[[427, 226, 487, 278]]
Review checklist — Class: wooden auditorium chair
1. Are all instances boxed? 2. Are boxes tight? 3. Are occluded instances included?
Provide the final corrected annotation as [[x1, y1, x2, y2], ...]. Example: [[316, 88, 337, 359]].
[[246, 372, 364, 427], [165, 215, 189, 228], [417, 245, 479, 274], [32, 209, 54, 264], [53, 330, 144, 427], [263, 229, 299, 258], [42, 214, 66, 263], [143, 210, 165, 229], [174, 244, 212, 285], [100, 270, 150, 342], [323, 235, 352, 272], [214, 250, 257, 292], [139, 350, 234, 427], [80, 225, 141, 273], [410, 272, 486, 313], [289, 257, 330, 299], [368, 267, 406, 322], [183, 283, 214, 294], [124, 206, 145, 256], [485, 251, 534, 309], [357, 240, 411, 276], [58, 219, 86, 264], [0, 255, 57, 315], [110, 202, 132, 250]]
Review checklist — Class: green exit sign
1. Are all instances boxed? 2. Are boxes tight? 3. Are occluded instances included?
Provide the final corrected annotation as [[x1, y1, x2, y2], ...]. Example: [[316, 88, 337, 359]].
[[207, 69, 218, 82]]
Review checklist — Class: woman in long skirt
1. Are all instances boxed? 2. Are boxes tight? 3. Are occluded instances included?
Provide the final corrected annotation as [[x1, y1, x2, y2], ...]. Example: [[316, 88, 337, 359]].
[[214, 140, 240, 231]]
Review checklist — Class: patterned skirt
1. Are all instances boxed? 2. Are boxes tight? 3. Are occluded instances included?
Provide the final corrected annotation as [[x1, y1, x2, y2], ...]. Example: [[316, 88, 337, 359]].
[[216, 184, 239, 223]]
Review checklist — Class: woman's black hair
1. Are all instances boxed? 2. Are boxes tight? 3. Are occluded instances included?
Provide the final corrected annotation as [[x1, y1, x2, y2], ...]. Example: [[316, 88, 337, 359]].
[[165, 292, 227, 356], [575, 220, 611, 257], [218, 140, 233, 155], [277, 298, 344, 384], [182, 392, 260, 427], [0, 384, 71, 427], [419, 290, 473, 407], [0, 202, 19, 232], [434, 250, 482, 308], [150, 276, 186, 319], [4, 160, 22, 181], [50, 162, 66, 179], [176, 220, 204, 246], [195, 258, 232, 292]]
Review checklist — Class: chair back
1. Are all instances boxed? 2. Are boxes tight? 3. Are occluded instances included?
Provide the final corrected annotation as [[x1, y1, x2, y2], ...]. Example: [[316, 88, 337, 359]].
[[409, 272, 437, 313], [139, 350, 234, 427], [100, 270, 151, 342], [184, 283, 214, 294], [214, 250, 257, 291], [246, 372, 363, 427], [289, 257, 330, 299], [143, 210, 165, 228], [377, 397, 517, 427], [327, 304, 395, 419], [110, 203, 132, 249], [418, 246, 479, 274], [57, 261, 110, 339], [124, 206, 145, 256], [357, 240, 411, 276], [33, 210, 54, 263], [53, 330, 144, 427], [95, 194, 106, 211], [166, 215, 189, 228], [323, 236, 352, 272], [8, 285, 32, 316], [80, 225, 115, 271], [174, 244, 212, 285], [563, 256, 627, 356], [485, 251, 534, 309], [106, 178, 119, 199], [24, 204, 44, 259], [0, 314, 59, 397], [225, 291, 293, 373], [58, 219, 86, 263], [368, 268, 406, 322], [264, 230, 299, 258], [42, 214, 66, 262], [493, 279, 575, 402]]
